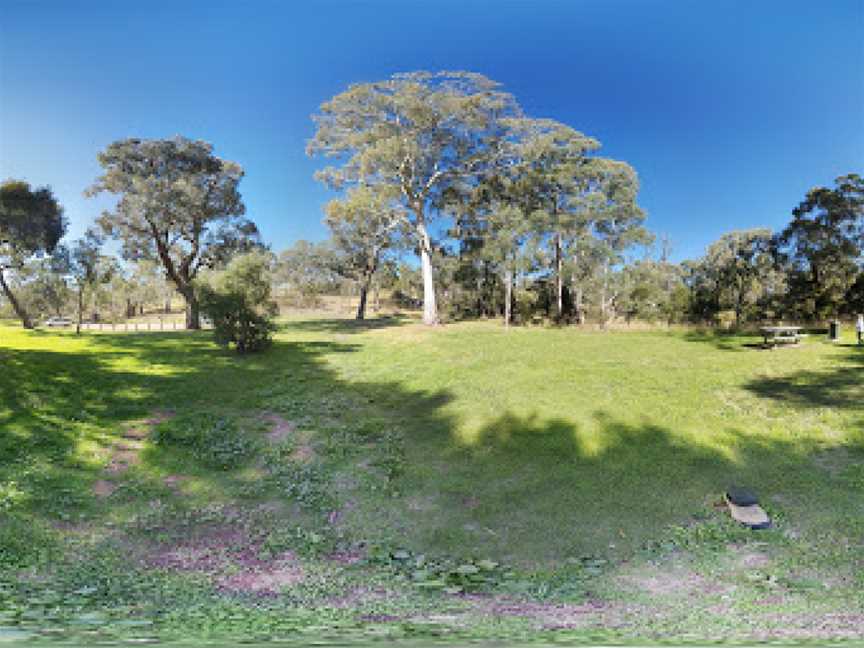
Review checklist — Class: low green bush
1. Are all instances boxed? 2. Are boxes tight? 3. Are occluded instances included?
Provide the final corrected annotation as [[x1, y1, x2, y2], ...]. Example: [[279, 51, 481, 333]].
[[197, 251, 278, 354]]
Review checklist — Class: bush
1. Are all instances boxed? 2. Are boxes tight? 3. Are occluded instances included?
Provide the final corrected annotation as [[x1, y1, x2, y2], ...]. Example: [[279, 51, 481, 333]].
[[197, 251, 278, 353]]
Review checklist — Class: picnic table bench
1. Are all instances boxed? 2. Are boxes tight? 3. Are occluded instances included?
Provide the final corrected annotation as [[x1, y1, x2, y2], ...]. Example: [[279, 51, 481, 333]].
[[760, 326, 802, 349]]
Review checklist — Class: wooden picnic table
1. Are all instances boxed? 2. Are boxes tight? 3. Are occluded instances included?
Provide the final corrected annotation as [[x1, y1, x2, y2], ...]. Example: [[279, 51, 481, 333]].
[[760, 326, 802, 348]]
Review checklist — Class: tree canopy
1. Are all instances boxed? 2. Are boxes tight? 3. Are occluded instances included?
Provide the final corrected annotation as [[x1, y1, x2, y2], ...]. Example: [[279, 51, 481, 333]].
[[309, 71, 521, 324], [87, 136, 260, 328], [0, 180, 66, 328]]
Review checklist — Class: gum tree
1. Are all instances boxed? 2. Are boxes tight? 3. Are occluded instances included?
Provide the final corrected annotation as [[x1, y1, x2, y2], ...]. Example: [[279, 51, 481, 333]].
[[776, 173, 864, 318], [87, 137, 259, 329], [308, 71, 520, 324], [324, 185, 404, 320], [66, 229, 114, 334], [497, 118, 647, 323], [0, 180, 66, 328]]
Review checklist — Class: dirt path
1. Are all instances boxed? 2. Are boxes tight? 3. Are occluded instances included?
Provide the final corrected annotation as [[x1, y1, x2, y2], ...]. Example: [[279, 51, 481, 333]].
[[92, 410, 175, 498]]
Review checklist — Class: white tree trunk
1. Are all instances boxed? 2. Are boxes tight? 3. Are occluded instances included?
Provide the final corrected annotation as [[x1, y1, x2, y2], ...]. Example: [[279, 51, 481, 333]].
[[504, 268, 513, 327], [555, 233, 563, 320], [416, 219, 438, 325]]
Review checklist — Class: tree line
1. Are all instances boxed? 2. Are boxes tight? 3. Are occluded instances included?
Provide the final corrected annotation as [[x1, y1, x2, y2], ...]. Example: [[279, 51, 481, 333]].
[[2, 71, 862, 344]]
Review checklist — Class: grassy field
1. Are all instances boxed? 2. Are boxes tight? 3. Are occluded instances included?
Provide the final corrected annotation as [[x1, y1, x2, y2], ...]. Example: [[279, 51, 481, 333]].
[[1, 317, 862, 644]]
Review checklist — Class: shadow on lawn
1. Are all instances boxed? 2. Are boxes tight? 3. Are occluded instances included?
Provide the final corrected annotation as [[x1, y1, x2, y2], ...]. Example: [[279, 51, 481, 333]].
[[742, 346, 864, 426], [4, 325, 860, 564], [408, 407, 840, 561], [680, 329, 764, 352], [0, 328, 452, 528], [280, 314, 413, 335]]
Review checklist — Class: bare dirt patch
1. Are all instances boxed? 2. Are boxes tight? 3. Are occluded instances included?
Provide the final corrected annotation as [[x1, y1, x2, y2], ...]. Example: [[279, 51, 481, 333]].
[[753, 612, 864, 641], [122, 427, 149, 441], [464, 594, 634, 630], [145, 409, 175, 426], [162, 474, 188, 491], [105, 447, 141, 474], [92, 479, 116, 498], [735, 549, 771, 569], [217, 554, 304, 595], [95, 410, 178, 493], [462, 495, 480, 509], [291, 444, 315, 463], [617, 562, 723, 597], [261, 412, 296, 443], [141, 524, 306, 596], [328, 542, 367, 565]]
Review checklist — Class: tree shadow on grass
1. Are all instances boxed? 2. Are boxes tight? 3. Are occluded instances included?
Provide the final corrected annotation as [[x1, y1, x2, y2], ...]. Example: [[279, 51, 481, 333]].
[[280, 314, 413, 335], [680, 329, 764, 352], [395, 407, 863, 564], [4, 324, 862, 570], [0, 328, 457, 535], [742, 346, 864, 430]]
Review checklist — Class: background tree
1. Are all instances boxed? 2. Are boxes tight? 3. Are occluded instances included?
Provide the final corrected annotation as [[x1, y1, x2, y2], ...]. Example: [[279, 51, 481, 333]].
[[275, 239, 344, 305], [500, 118, 648, 324], [776, 173, 863, 319], [308, 71, 521, 325], [0, 180, 66, 328], [448, 174, 534, 325], [87, 137, 260, 329], [324, 185, 403, 319], [65, 229, 114, 334], [683, 229, 779, 325], [16, 254, 71, 320]]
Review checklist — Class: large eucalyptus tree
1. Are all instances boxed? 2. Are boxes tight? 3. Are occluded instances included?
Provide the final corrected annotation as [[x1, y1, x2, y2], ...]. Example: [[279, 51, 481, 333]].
[[308, 71, 521, 325], [87, 137, 260, 328]]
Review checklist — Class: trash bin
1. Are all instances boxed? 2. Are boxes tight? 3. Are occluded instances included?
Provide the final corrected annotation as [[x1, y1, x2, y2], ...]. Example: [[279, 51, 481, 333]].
[[829, 320, 840, 341]]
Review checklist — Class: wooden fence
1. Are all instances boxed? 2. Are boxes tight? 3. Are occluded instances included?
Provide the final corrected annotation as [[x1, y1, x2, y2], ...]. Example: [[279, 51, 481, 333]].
[[78, 320, 212, 332]]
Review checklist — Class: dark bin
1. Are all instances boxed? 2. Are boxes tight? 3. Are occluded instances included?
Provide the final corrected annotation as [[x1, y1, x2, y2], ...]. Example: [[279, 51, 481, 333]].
[[829, 320, 840, 341]]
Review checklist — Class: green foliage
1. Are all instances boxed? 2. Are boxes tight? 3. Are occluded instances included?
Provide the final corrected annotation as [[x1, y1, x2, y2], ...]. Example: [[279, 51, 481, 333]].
[[152, 413, 259, 470], [261, 458, 334, 511], [777, 173, 864, 319], [367, 546, 512, 594], [0, 180, 67, 328], [198, 251, 278, 353], [0, 515, 58, 569], [87, 136, 261, 328]]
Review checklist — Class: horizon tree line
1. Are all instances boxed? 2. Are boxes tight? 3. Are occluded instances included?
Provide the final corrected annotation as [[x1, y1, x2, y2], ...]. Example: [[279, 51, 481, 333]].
[[2, 71, 862, 330]]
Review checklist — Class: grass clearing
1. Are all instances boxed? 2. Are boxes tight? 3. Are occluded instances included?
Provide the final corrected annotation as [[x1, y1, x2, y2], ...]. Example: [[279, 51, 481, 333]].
[[1, 318, 862, 644]]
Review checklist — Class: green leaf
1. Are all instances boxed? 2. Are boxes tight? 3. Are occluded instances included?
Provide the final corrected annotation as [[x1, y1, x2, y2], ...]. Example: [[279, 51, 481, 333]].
[[454, 564, 479, 575]]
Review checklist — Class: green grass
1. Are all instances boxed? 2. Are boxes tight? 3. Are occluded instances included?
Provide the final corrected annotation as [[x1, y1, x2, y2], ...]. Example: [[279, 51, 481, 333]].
[[1, 318, 862, 644]]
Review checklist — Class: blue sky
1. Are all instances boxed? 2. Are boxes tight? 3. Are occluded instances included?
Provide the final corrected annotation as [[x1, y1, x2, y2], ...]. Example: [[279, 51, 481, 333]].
[[1, 0, 862, 262]]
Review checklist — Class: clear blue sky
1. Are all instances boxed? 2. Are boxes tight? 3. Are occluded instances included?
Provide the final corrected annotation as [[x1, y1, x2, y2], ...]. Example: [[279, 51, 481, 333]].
[[1, 0, 862, 262]]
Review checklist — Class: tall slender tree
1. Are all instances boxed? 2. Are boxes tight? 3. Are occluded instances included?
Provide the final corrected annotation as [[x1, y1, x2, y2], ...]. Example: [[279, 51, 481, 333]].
[[66, 229, 114, 334], [498, 119, 647, 323]]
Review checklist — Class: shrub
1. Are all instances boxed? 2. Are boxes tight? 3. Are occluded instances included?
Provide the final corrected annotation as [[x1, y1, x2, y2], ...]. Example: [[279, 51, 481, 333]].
[[197, 251, 278, 353]]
